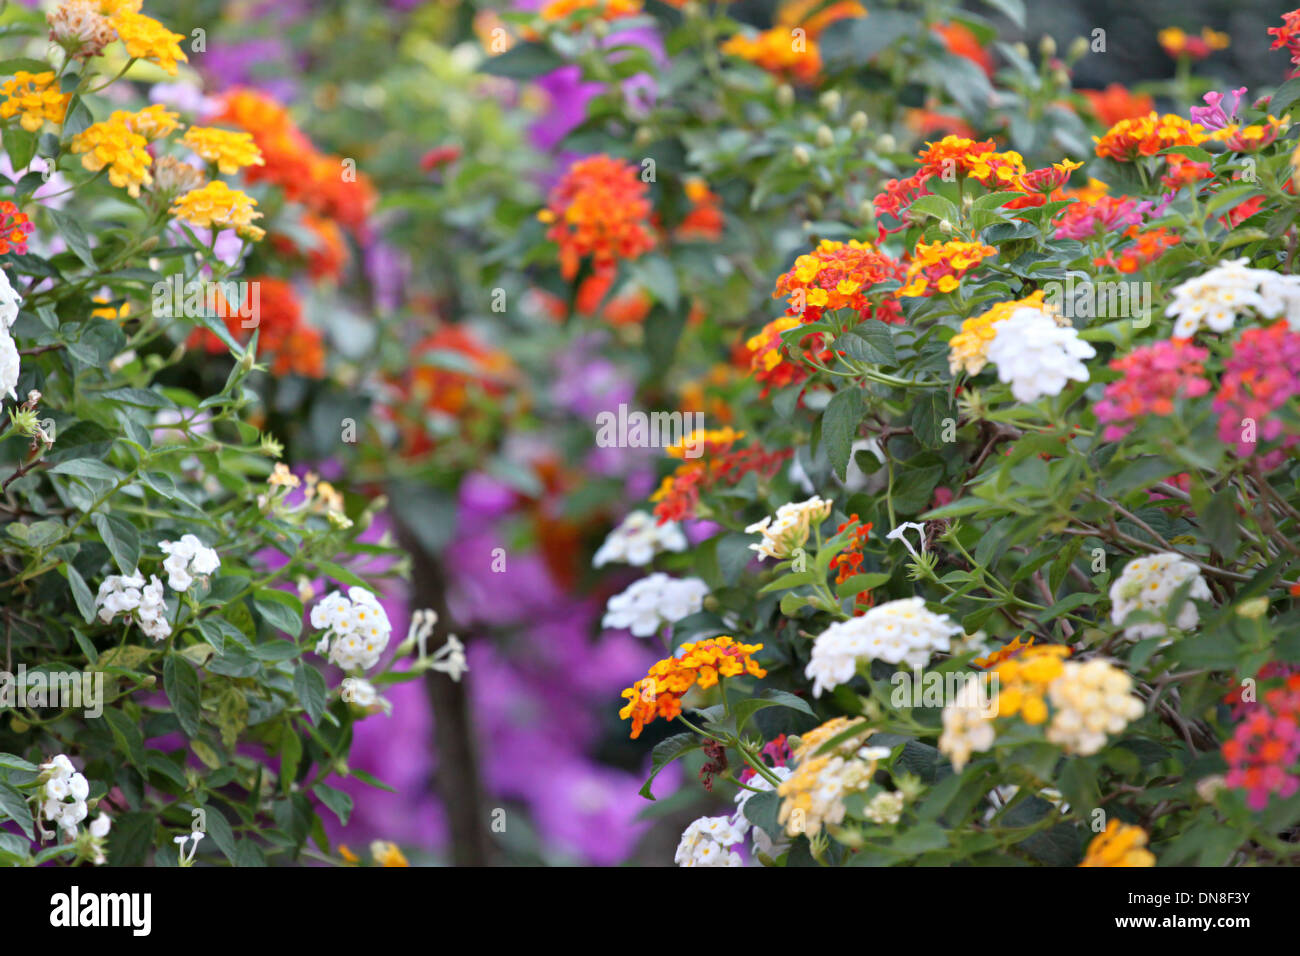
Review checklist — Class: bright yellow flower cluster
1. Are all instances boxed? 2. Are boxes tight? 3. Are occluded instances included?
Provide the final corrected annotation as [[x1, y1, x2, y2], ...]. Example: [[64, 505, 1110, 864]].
[[949, 290, 1053, 376], [1079, 819, 1155, 867], [991, 644, 1072, 726], [70, 114, 153, 197], [113, 10, 188, 74], [182, 126, 266, 175], [0, 71, 70, 132], [170, 180, 265, 241]]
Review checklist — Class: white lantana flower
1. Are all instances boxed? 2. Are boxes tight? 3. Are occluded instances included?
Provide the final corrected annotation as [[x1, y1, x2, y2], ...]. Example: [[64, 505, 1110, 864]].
[[805, 597, 962, 696], [601, 573, 709, 637], [0, 323, 19, 401], [158, 533, 221, 592], [1109, 552, 1212, 640], [674, 815, 745, 867], [938, 679, 996, 772], [40, 754, 91, 835], [746, 496, 833, 561], [94, 571, 171, 641], [592, 510, 687, 567], [310, 586, 392, 671], [0, 268, 20, 329], [864, 790, 905, 824], [1164, 258, 1300, 337], [340, 677, 392, 717], [984, 307, 1095, 403]]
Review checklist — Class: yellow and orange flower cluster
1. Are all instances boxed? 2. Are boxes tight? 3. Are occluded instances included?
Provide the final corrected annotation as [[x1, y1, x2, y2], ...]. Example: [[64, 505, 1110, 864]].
[[917, 135, 1026, 188], [539, 0, 642, 24], [897, 239, 997, 298], [721, 0, 863, 85], [772, 239, 906, 324], [1080, 819, 1156, 867], [619, 637, 767, 738], [1093, 112, 1207, 162], [538, 154, 656, 280], [1157, 26, 1229, 61], [0, 71, 69, 132]]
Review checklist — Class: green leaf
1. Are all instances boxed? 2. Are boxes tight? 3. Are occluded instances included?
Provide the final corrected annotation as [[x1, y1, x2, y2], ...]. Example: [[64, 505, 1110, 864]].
[[49, 457, 122, 482], [822, 387, 863, 481], [254, 589, 304, 637], [735, 688, 816, 732], [91, 512, 140, 576], [107, 811, 153, 865], [639, 733, 703, 800], [837, 320, 897, 367], [313, 783, 354, 825], [48, 207, 96, 270], [104, 708, 147, 773], [294, 662, 329, 723], [203, 805, 237, 863], [163, 655, 202, 738], [65, 564, 98, 625], [0, 782, 34, 839], [479, 42, 567, 79]]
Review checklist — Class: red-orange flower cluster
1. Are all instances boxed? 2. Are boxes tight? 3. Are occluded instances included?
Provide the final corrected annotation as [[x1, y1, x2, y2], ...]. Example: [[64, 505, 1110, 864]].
[[538, 154, 656, 280]]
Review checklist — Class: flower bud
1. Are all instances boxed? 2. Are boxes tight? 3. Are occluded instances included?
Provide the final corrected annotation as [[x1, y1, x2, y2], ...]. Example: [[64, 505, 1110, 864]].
[[815, 124, 834, 149], [849, 110, 868, 134], [819, 89, 841, 115], [876, 133, 897, 153], [1039, 35, 1056, 58], [792, 144, 811, 166], [1068, 36, 1089, 61], [634, 125, 654, 147], [776, 84, 795, 108], [1012, 41, 1029, 59], [858, 198, 875, 221]]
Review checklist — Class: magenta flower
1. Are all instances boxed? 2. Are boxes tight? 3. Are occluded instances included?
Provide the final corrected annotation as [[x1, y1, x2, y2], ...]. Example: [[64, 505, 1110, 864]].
[[1190, 87, 1248, 131], [1213, 322, 1300, 465]]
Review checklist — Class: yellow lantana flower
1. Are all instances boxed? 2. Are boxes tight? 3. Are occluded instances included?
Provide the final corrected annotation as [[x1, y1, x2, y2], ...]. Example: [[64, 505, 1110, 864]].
[[181, 126, 266, 175], [170, 180, 265, 241]]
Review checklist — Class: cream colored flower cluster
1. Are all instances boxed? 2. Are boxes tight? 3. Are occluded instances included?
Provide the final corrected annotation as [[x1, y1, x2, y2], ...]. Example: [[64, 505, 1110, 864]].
[[776, 717, 886, 838], [746, 496, 833, 561], [1045, 659, 1146, 756], [1109, 552, 1211, 640]]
